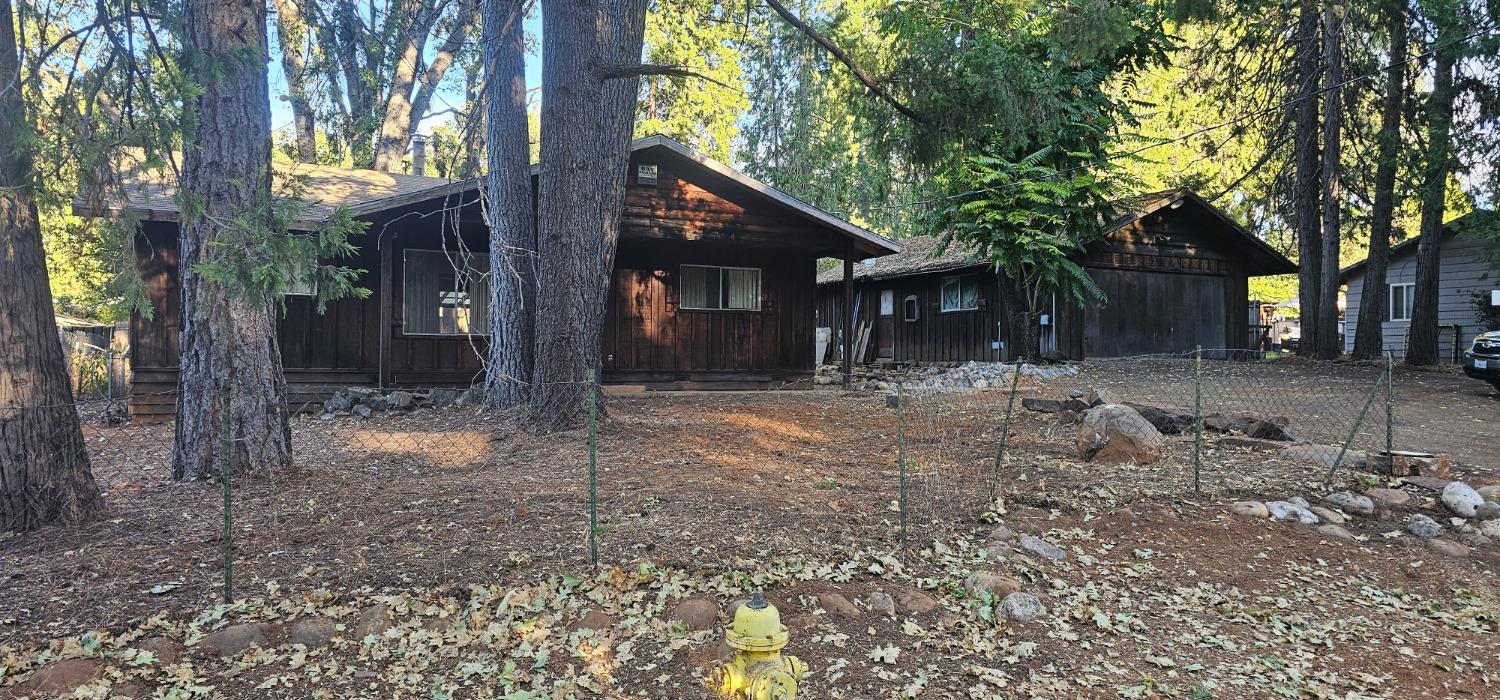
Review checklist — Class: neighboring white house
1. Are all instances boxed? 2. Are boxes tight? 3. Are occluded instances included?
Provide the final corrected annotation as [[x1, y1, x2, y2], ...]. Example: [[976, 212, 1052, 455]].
[[1340, 210, 1497, 361]]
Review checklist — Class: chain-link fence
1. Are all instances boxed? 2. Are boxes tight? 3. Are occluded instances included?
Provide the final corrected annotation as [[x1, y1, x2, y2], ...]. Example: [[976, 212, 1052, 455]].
[[3, 354, 1488, 644]]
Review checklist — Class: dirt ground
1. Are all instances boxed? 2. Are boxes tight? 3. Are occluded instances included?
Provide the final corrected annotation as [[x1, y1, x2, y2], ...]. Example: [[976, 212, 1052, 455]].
[[2, 359, 1498, 698]]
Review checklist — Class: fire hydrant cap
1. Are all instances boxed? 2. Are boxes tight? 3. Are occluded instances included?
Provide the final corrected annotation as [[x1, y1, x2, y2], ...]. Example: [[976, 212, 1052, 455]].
[[727, 593, 789, 652]]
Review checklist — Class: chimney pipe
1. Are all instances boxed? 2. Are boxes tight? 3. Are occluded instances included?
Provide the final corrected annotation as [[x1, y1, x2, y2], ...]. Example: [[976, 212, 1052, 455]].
[[410, 134, 428, 176]]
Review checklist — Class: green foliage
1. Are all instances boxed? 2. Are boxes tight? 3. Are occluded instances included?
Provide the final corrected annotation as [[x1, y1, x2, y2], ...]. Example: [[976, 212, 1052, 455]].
[[933, 149, 1110, 315], [637, 0, 750, 160], [189, 174, 370, 312]]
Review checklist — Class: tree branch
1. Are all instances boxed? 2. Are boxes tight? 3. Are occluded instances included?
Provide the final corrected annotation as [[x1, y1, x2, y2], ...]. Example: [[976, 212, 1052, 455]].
[[760, 0, 925, 124], [598, 63, 736, 91]]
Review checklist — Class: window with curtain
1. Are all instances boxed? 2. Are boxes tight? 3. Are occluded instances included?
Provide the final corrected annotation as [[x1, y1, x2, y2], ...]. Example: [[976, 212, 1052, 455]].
[[940, 276, 979, 312], [1388, 282, 1414, 322], [680, 265, 760, 310], [403, 249, 490, 334]]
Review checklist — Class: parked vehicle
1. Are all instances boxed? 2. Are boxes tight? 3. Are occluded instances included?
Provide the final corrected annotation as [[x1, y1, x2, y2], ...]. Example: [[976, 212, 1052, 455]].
[[1463, 330, 1500, 391]]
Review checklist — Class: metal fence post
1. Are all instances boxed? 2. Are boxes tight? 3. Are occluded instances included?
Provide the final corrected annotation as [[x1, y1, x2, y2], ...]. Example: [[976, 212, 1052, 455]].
[[586, 370, 599, 568], [1384, 352, 1394, 475], [221, 399, 234, 604], [988, 362, 1023, 504], [1326, 368, 1386, 483], [1192, 346, 1203, 494], [896, 382, 907, 545]]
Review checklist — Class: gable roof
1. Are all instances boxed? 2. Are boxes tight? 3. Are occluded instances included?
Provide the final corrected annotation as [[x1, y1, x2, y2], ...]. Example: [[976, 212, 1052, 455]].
[[74, 135, 901, 257], [816, 187, 1295, 284], [1338, 209, 1496, 282]]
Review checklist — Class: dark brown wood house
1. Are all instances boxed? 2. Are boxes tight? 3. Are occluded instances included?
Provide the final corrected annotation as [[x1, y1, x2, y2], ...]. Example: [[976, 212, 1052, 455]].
[[81, 136, 900, 419], [815, 189, 1296, 363]]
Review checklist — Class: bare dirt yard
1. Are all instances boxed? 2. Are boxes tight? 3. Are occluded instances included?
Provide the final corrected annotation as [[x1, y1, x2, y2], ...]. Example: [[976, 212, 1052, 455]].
[[2, 358, 1498, 699]]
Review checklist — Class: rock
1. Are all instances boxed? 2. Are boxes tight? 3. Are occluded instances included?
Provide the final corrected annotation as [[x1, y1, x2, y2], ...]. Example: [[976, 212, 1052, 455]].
[[896, 588, 939, 614], [1478, 485, 1500, 503], [17, 658, 103, 694], [980, 541, 1012, 560], [1083, 388, 1121, 406], [1459, 532, 1492, 548], [134, 636, 180, 665], [1122, 403, 1193, 435], [386, 390, 415, 410], [1481, 520, 1500, 538], [998, 592, 1046, 622], [1365, 488, 1411, 507], [1229, 501, 1269, 518], [1204, 412, 1294, 441], [354, 604, 392, 638], [1322, 491, 1375, 516], [989, 524, 1017, 542], [963, 572, 1022, 599], [1017, 534, 1068, 561], [1281, 444, 1368, 471], [323, 392, 354, 414], [1475, 502, 1500, 521], [1389, 453, 1452, 480], [1022, 398, 1073, 413], [867, 592, 896, 617], [671, 598, 720, 631], [427, 388, 461, 406], [1426, 538, 1471, 557], [1406, 515, 1442, 539], [1441, 482, 1485, 518], [1316, 524, 1355, 540], [352, 404, 373, 419], [816, 593, 860, 618], [1310, 506, 1347, 525], [1266, 501, 1320, 524], [197, 623, 268, 656], [1075, 404, 1164, 465], [1288, 496, 1310, 508], [290, 617, 337, 648], [576, 609, 614, 631]]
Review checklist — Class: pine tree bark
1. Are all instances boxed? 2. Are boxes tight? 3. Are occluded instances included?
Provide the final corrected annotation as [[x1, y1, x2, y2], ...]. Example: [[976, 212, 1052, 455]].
[[1350, 0, 1408, 361], [173, 0, 291, 479], [527, 0, 647, 431], [1292, 0, 1323, 357], [1406, 29, 1457, 366], [1315, 1, 1343, 360], [273, 0, 317, 162], [482, 0, 535, 408], [0, 0, 104, 532]]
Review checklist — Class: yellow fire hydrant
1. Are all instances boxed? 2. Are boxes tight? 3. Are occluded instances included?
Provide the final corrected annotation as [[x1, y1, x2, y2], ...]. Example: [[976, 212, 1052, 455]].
[[711, 590, 806, 699]]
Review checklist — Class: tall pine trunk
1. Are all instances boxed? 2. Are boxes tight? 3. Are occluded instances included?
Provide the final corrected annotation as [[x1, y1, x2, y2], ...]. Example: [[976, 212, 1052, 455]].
[[527, 0, 647, 431], [1292, 0, 1323, 357], [1406, 29, 1457, 366], [0, 0, 103, 531], [273, 0, 317, 162], [1315, 1, 1343, 359], [482, 0, 536, 408], [173, 0, 290, 479], [1351, 0, 1408, 361]]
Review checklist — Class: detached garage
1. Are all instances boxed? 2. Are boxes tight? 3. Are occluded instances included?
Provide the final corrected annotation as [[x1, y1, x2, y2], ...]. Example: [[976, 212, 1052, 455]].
[[816, 188, 1297, 362]]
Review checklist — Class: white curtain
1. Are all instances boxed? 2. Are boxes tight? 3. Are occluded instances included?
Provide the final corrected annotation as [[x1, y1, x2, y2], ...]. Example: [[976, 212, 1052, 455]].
[[725, 268, 760, 310]]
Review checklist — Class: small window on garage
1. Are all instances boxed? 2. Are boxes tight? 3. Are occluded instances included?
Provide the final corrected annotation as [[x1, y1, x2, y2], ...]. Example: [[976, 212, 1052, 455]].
[[940, 276, 980, 312], [904, 294, 920, 322], [1388, 282, 1414, 322]]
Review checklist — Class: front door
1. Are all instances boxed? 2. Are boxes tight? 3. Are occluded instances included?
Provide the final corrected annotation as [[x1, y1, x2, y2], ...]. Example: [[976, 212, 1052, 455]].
[[877, 289, 896, 360]]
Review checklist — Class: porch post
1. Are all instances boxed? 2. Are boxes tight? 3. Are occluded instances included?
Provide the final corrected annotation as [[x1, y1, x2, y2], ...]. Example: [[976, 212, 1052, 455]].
[[843, 252, 854, 388], [378, 235, 393, 389]]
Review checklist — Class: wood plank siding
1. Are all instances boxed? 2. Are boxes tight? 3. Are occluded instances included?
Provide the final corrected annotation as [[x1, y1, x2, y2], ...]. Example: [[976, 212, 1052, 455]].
[[1343, 232, 1494, 361], [815, 268, 1009, 364]]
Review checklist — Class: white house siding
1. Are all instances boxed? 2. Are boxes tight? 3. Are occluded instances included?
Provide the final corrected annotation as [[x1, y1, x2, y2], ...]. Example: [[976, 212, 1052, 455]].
[[1343, 235, 1495, 360]]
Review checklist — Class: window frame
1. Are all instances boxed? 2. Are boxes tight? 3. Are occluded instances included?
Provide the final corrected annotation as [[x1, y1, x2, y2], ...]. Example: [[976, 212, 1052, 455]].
[[1388, 282, 1414, 322], [679, 264, 762, 311], [903, 294, 920, 322], [940, 275, 980, 313], [401, 247, 491, 337]]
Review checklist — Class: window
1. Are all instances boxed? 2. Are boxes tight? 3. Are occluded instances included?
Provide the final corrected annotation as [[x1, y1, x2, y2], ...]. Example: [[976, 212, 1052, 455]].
[[904, 295, 920, 322], [403, 249, 489, 335], [284, 264, 316, 297], [680, 265, 760, 310], [940, 276, 980, 312], [1388, 282, 1414, 322]]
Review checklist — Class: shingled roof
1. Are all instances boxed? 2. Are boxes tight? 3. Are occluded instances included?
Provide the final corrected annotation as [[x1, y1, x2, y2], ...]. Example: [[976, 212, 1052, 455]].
[[73, 160, 475, 230], [815, 235, 987, 284]]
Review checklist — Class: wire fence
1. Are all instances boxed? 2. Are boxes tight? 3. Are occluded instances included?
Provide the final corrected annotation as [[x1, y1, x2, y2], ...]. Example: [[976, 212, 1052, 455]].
[[2, 352, 1485, 641]]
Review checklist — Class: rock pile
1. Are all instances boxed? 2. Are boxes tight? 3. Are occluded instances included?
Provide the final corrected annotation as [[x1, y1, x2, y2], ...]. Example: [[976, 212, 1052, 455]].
[[815, 361, 1078, 392], [318, 386, 481, 418], [1023, 390, 1294, 442]]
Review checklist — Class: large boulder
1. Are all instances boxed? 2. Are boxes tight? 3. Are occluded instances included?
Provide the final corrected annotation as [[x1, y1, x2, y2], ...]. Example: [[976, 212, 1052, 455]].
[[1122, 403, 1194, 435], [1441, 482, 1485, 518], [1204, 413, 1294, 441], [1075, 404, 1164, 465]]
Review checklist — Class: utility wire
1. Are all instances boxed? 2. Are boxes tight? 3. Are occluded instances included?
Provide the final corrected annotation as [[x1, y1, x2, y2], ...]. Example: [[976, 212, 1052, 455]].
[[849, 27, 1496, 215]]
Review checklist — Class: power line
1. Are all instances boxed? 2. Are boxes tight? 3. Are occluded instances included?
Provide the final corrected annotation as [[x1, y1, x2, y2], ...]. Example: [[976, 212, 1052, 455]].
[[848, 27, 1496, 215]]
